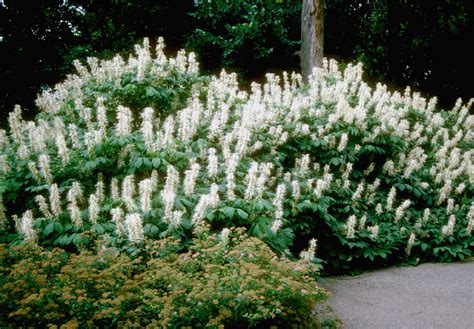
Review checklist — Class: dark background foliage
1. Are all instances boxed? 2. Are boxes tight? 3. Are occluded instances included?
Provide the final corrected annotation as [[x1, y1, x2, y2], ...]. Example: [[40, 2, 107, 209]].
[[0, 0, 472, 118]]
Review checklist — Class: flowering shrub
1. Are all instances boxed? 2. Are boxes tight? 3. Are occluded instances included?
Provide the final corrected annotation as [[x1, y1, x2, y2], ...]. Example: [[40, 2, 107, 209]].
[[0, 38, 472, 273], [0, 227, 327, 327]]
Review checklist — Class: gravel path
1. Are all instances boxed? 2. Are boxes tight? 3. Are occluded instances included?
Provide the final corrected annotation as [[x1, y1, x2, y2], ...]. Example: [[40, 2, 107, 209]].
[[322, 259, 474, 329]]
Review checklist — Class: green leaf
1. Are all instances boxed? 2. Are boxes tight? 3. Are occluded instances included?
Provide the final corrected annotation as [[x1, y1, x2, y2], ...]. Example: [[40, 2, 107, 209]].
[[152, 158, 161, 168], [144, 224, 159, 235], [54, 222, 64, 234], [180, 198, 194, 208], [250, 222, 266, 239], [43, 222, 55, 236], [146, 87, 157, 97], [59, 235, 73, 246], [236, 209, 248, 219], [206, 210, 216, 221], [134, 158, 143, 168], [175, 198, 185, 210], [92, 224, 105, 234], [262, 199, 273, 211], [103, 222, 115, 231], [220, 207, 235, 218], [72, 234, 82, 244], [180, 219, 192, 229]]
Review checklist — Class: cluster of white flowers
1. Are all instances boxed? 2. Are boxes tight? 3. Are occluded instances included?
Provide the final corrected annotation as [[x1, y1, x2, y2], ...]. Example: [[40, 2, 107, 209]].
[[116, 106, 133, 137], [295, 154, 310, 176], [160, 166, 180, 221], [137, 179, 151, 213], [244, 162, 259, 200], [66, 181, 84, 227], [110, 207, 125, 237], [314, 172, 333, 198], [49, 183, 61, 218], [55, 133, 69, 164], [352, 182, 365, 200], [220, 228, 231, 245], [39, 154, 53, 183], [341, 163, 352, 189], [225, 153, 239, 200], [192, 183, 220, 225], [273, 183, 286, 220], [2, 37, 472, 251], [386, 187, 397, 211], [122, 175, 136, 211], [207, 148, 218, 178], [95, 177, 105, 203], [337, 133, 349, 152], [20, 210, 36, 242], [291, 180, 301, 202], [299, 238, 318, 262], [184, 162, 200, 196], [446, 198, 455, 215], [466, 203, 474, 235], [88, 194, 100, 224], [270, 219, 283, 233], [366, 178, 380, 204], [125, 213, 144, 242], [394, 200, 411, 222], [358, 215, 367, 230], [35, 195, 52, 218], [345, 215, 357, 238], [441, 215, 456, 237], [111, 178, 120, 201], [422, 208, 431, 223], [375, 203, 383, 215], [405, 232, 416, 256], [141, 107, 155, 151], [403, 147, 426, 179], [367, 225, 379, 240], [255, 163, 274, 199]]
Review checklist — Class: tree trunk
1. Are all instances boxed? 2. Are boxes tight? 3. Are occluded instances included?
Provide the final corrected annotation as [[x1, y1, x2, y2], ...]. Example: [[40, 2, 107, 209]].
[[301, 0, 324, 81]]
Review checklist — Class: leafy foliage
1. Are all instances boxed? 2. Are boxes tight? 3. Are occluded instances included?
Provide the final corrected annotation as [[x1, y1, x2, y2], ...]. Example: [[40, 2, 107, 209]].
[[1, 0, 472, 116], [0, 39, 473, 277], [0, 227, 327, 327], [0, 0, 77, 118], [186, 0, 300, 78], [326, 0, 474, 107]]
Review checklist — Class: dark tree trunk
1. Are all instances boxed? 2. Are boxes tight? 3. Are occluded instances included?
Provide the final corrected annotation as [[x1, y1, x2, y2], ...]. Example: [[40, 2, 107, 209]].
[[301, 0, 324, 81]]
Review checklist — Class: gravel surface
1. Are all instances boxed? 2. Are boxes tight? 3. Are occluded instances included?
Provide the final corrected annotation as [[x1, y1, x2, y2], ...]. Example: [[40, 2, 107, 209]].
[[322, 259, 474, 329]]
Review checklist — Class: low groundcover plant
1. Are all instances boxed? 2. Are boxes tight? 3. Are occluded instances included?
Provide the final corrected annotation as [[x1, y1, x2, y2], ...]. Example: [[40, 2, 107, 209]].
[[0, 37, 472, 325], [0, 226, 327, 327]]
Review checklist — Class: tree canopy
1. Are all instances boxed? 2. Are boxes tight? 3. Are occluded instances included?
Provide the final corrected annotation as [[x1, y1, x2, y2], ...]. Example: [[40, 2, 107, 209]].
[[0, 0, 472, 116]]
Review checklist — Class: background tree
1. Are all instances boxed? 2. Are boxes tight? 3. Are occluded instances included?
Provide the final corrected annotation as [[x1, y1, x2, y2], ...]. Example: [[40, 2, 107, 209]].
[[0, 0, 76, 118], [0, 0, 193, 121], [185, 0, 300, 80], [66, 0, 193, 60], [345, 0, 473, 107], [0, 0, 472, 117], [301, 0, 324, 80]]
